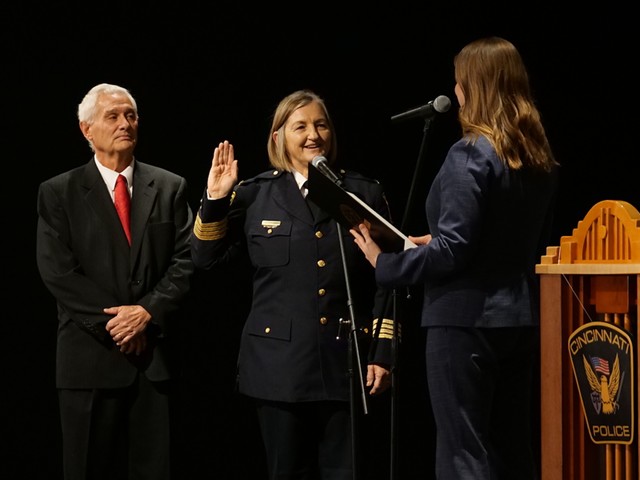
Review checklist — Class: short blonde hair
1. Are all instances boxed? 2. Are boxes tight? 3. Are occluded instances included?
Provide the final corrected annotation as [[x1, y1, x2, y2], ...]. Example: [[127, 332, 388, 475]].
[[266, 90, 338, 171]]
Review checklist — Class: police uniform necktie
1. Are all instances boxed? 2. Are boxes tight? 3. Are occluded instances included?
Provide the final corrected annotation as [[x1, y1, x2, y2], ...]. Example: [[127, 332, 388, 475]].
[[302, 180, 320, 220], [114, 174, 132, 245]]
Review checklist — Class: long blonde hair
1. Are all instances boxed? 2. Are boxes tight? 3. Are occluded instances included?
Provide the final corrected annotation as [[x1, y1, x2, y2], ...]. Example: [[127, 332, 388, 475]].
[[454, 37, 557, 172]]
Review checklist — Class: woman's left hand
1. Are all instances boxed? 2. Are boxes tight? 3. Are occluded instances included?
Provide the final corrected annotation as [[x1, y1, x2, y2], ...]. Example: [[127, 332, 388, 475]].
[[367, 363, 391, 395]]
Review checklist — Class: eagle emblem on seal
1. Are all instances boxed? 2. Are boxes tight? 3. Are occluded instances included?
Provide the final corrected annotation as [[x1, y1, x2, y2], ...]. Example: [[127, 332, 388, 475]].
[[583, 354, 621, 415]]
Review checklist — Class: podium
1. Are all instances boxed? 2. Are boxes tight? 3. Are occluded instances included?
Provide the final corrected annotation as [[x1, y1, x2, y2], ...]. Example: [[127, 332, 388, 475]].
[[536, 200, 640, 479]]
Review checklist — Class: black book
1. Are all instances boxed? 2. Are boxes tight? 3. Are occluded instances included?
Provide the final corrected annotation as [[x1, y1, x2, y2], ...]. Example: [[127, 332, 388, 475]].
[[307, 164, 416, 252]]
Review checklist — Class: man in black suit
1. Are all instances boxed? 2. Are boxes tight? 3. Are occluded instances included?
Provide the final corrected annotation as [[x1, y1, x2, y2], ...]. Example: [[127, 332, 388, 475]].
[[36, 83, 194, 480]]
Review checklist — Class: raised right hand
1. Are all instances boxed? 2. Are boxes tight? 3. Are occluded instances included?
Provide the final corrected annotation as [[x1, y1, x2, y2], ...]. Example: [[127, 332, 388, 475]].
[[207, 140, 238, 199]]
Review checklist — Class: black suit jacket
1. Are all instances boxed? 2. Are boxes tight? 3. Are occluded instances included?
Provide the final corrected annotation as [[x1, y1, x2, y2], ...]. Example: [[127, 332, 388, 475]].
[[36, 158, 194, 388]]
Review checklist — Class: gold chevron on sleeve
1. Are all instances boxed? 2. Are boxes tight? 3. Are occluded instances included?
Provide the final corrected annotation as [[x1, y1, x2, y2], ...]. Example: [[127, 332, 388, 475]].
[[372, 318, 399, 340], [193, 213, 228, 241]]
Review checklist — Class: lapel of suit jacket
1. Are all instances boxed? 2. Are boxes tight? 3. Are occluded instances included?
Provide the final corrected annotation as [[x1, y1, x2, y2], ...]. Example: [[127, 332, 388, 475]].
[[271, 172, 315, 225], [129, 162, 157, 256], [271, 172, 331, 225], [82, 160, 131, 250], [306, 195, 330, 224]]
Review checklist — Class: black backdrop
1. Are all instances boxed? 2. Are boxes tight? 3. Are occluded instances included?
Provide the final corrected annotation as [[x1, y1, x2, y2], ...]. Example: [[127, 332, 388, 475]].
[[5, 3, 638, 479]]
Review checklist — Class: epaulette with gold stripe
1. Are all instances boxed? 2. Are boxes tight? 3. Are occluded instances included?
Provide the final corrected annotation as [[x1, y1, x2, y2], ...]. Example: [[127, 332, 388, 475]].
[[193, 213, 228, 241], [372, 318, 399, 340]]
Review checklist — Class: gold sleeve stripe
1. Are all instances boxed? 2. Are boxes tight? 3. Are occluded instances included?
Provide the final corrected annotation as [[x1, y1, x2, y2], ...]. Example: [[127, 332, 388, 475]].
[[372, 318, 400, 340], [193, 213, 228, 241]]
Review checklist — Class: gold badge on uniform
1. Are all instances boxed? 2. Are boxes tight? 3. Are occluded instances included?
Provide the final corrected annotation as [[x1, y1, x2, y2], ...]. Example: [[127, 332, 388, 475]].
[[261, 220, 281, 229], [261, 220, 281, 234]]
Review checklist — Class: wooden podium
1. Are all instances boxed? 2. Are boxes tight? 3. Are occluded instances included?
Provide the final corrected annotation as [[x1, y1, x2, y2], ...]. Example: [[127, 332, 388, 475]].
[[536, 200, 640, 480]]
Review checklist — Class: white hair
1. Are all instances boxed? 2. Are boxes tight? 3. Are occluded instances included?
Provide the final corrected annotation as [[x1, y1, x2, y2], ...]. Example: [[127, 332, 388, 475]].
[[77, 83, 138, 151], [77, 83, 138, 124]]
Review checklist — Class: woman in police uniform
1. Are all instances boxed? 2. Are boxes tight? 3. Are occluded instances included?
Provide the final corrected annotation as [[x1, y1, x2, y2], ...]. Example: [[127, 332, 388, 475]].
[[191, 89, 395, 480]]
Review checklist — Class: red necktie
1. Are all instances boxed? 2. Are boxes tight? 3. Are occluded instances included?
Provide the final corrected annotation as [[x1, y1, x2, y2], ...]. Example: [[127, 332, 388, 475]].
[[114, 175, 131, 245]]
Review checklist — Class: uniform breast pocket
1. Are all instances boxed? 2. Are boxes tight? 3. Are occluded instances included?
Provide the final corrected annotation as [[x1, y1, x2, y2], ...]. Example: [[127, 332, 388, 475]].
[[247, 220, 292, 267], [246, 316, 292, 341]]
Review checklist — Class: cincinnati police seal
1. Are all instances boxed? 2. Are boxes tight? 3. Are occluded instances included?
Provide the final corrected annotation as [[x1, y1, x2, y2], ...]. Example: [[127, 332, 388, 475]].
[[568, 321, 634, 444]]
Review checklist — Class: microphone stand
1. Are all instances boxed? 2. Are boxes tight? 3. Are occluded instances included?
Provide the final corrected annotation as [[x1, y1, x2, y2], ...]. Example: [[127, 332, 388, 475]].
[[386, 115, 437, 480], [400, 117, 435, 232], [335, 220, 368, 480], [307, 153, 439, 479]]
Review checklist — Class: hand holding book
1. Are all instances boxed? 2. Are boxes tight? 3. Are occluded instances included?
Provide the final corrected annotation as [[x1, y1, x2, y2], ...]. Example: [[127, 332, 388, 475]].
[[307, 161, 417, 253]]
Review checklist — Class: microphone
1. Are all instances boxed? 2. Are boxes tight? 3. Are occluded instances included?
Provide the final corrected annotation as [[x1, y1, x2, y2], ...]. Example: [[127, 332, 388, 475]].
[[312, 156, 343, 187], [391, 95, 451, 123]]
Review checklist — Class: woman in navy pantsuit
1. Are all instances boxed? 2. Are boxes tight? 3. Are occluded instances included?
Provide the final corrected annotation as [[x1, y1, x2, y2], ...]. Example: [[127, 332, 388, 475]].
[[351, 37, 559, 480]]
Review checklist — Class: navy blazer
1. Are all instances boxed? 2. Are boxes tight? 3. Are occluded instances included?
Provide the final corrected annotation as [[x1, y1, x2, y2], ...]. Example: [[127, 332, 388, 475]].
[[191, 169, 393, 402], [36, 159, 194, 388], [376, 135, 558, 328]]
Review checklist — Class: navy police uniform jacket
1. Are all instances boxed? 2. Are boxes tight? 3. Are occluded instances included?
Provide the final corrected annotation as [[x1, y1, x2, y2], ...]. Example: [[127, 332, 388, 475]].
[[191, 169, 395, 402]]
